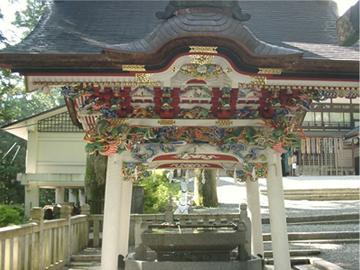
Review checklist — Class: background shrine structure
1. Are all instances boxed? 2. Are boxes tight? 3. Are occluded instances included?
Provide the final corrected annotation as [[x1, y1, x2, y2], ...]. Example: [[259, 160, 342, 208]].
[[0, 1, 358, 270]]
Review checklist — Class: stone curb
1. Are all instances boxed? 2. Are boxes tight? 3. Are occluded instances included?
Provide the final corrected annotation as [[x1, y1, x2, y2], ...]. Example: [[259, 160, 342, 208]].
[[309, 257, 346, 270], [261, 213, 359, 225]]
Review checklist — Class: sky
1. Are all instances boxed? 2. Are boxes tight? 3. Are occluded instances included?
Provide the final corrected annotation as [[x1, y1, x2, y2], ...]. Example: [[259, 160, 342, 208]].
[[0, 0, 359, 45]]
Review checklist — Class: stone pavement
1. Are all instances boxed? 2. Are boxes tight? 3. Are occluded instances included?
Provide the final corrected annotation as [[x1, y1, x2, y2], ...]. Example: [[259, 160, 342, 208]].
[[189, 175, 360, 270], [62, 175, 359, 270]]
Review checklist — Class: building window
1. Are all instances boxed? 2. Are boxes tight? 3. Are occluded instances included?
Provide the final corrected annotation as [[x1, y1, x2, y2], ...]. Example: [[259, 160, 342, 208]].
[[38, 112, 84, 132]]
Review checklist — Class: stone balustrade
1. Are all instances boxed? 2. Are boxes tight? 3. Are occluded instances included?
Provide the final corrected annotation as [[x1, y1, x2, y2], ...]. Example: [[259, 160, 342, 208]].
[[0, 203, 249, 269], [0, 204, 90, 270]]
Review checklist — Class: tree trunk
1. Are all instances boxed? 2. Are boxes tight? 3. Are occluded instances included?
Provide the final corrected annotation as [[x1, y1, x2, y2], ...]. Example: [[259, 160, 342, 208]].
[[85, 153, 107, 214], [194, 169, 218, 207]]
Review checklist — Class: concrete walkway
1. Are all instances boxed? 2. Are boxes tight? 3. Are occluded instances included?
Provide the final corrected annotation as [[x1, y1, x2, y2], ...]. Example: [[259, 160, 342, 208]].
[[190, 175, 360, 270], [62, 175, 359, 270]]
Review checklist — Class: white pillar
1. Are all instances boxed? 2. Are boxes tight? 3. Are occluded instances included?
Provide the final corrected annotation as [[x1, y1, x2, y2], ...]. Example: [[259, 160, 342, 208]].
[[79, 189, 86, 206], [69, 189, 78, 203], [266, 153, 291, 270], [55, 187, 65, 203], [246, 178, 264, 256], [101, 153, 133, 270], [25, 182, 39, 217]]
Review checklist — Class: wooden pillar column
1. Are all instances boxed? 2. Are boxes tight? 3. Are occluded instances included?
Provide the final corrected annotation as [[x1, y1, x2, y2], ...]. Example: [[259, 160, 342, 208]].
[[101, 153, 133, 270], [246, 178, 264, 257], [266, 153, 291, 270]]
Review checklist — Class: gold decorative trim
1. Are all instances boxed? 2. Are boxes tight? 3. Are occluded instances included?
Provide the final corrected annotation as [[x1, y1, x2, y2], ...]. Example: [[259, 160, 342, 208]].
[[171, 66, 179, 73], [238, 84, 360, 92], [258, 68, 283, 75], [189, 46, 218, 54], [110, 118, 128, 125], [122, 65, 146, 71], [215, 120, 233, 126], [158, 119, 176, 126], [33, 81, 162, 87], [249, 76, 267, 85], [189, 55, 215, 65], [135, 73, 154, 83], [225, 68, 232, 73]]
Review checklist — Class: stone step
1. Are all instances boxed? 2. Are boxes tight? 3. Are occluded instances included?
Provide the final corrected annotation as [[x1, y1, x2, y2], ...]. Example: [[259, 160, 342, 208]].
[[262, 213, 359, 224], [260, 188, 360, 201], [261, 188, 359, 195], [265, 257, 346, 269], [263, 231, 359, 241], [264, 249, 321, 258], [71, 254, 101, 261], [264, 257, 311, 266]]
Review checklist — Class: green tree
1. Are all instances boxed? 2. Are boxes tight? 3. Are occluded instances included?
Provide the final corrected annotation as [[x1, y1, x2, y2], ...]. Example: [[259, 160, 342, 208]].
[[0, 0, 64, 209], [84, 153, 107, 214], [194, 169, 218, 207], [0, 130, 26, 205], [12, 0, 45, 38]]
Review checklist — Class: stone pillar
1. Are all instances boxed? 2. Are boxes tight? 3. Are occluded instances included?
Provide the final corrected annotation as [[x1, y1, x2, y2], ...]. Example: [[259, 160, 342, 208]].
[[101, 153, 133, 270], [238, 203, 251, 261], [55, 187, 65, 203], [30, 207, 44, 270], [79, 189, 86, 206], [61, 205, 72, 263], [246, 178, 264, 256], [69, 189, 78, 203], [266, 153, 291, 270]]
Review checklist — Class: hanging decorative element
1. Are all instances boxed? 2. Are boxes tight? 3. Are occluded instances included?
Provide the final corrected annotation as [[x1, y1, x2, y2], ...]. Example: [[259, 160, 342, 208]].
[[153, 169, 156, 182], [226, 163, 268, 182], [216, 169, 220, 184], [201, 169, 206, 184], [122, 162, 150, 182], [168, 169, 174, 183], [185, 169, 189, 184]]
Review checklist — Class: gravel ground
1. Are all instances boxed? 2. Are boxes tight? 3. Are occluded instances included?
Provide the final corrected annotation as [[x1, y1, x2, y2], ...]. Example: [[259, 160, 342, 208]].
[[181, 175, 360, 270]]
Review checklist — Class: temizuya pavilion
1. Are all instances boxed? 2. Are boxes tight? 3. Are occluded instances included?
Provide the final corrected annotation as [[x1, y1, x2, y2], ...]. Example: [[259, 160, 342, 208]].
[[0, 1, 358, 269]]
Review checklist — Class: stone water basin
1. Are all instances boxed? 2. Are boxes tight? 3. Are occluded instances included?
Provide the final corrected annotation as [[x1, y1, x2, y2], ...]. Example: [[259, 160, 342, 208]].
[[141, 225, 246, 261]]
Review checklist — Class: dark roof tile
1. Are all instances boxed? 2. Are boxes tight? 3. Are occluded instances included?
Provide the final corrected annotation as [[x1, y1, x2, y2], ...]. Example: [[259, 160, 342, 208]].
[[0, 0, 357, 60]]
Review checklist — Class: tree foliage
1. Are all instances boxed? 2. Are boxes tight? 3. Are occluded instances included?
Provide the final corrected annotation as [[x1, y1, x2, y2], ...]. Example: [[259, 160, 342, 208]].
[[12, 0, 45, 38], [194, 169, 218, 207], [0, 0, 64, 210], [139, 171, 181, 214]]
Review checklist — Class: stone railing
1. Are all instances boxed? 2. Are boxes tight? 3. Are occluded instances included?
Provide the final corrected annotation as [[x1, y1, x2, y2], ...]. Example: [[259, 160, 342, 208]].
[[0, 204, 90, 270], [0, 203, 249, 268]]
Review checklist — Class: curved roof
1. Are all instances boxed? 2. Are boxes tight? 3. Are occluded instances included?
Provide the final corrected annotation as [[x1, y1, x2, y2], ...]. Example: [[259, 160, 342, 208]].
[[106, 12, 301, 56], [0, 0, 358, 61]]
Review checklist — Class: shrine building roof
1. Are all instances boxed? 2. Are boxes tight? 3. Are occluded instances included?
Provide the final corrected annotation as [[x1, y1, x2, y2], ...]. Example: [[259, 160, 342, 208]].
[[0, 0, 358, 61]]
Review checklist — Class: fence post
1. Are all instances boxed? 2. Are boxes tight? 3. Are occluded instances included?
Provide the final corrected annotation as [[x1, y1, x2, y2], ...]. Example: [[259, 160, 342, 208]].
[[61, 205, 72, 263], [30, 207, 44, 270], [81, 204, 91, 247], [165, 202, 173, 223], [239, 203, 251, 261]]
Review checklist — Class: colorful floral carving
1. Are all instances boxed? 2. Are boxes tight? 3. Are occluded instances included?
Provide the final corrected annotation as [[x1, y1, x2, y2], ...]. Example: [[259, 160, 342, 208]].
[[130, 86, 154, 97], [180, 85, 212, 98], [233, 108, 259, 119], [122, 162, 150, 182], [84, 116, 305, 156], [176, 106, 212, 119], [226, 163, 268, 182], [129, 105, 157, 118], [180, 64, 224, 80]]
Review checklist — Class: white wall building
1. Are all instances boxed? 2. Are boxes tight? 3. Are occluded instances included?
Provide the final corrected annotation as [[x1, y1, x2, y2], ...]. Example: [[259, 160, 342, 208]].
[[2, 105, 87, 216]]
